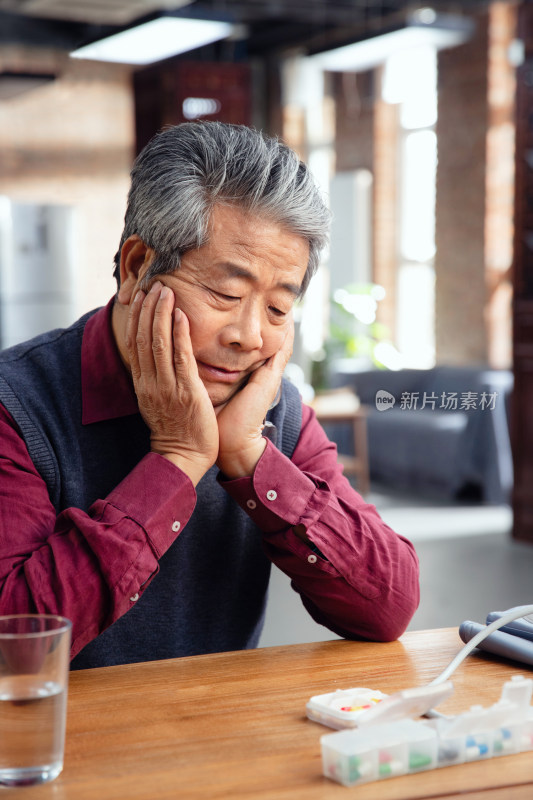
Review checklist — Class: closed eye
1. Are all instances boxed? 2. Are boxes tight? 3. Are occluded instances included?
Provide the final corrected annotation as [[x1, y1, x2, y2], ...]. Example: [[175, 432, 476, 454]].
[[269, 306, 288, 317], [207, 287, 240, 302]]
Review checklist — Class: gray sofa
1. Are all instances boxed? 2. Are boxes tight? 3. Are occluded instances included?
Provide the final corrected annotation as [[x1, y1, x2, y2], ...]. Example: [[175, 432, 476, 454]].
[[325, 365, 513, 504]]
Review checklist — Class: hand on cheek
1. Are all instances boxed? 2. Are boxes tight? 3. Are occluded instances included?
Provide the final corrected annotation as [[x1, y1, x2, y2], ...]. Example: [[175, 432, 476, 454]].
[[215, 320, 294, 479], [125, 282, 219, 486]]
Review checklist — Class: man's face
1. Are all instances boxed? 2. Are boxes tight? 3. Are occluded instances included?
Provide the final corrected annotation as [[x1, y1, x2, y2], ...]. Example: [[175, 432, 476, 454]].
[[149, 205, 309, 407]]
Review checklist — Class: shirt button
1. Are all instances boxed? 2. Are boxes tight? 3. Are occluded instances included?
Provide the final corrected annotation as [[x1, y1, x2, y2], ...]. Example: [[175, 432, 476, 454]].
[[307, 554, 318, 564], [172, 520, 181, 532], [130, 592, 140, 602], [246, 499, 257, 509], [266, 490, 277, 501]]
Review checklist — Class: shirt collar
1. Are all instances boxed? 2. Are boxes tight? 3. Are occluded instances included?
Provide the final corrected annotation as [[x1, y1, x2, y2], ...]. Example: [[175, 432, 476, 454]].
[[81, 298, 139, 425]]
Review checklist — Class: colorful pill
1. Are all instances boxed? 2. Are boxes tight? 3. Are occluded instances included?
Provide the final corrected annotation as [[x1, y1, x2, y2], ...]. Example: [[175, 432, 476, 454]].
[[379, 762, 392, 777], [438, 743, 460, 762], [348, 757, 361, 782], [466, 741, 489, 759], [340, 702, 373, 712], [409, 752, 432, 770]]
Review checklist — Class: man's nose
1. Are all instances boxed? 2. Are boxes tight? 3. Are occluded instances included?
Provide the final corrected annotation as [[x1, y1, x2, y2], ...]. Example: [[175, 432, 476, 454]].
[[221, 304, 263, 351]]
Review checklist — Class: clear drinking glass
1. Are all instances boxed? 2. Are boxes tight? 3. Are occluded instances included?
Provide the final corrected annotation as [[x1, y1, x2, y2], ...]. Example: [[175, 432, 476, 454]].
[[0, 614, 72, 786]]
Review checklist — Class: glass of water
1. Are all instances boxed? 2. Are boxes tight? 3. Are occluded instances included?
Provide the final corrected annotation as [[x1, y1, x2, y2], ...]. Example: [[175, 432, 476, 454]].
[[0, 614, 72, 786]]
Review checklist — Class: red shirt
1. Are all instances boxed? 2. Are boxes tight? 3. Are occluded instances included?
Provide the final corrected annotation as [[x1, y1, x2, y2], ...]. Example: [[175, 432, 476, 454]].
[[0, 303, 419, 658]]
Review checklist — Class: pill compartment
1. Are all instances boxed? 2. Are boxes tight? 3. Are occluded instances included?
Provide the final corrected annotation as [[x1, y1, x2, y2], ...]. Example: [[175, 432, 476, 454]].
[[519, 713, 533, 751], [464, 731, 493, 760], [307, 687, 388, 730], [321, 724, 409, 786], [321, 729, 379, 786], [374, 737, 408, 781], [492, 722, 524, 756], [321, 719, 438, 786], [405, 722, 438, 773], [436, 733, 466, 767]]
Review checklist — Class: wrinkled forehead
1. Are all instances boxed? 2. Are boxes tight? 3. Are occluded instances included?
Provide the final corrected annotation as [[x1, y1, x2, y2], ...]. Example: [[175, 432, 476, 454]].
[[179, 203, 310, 293]]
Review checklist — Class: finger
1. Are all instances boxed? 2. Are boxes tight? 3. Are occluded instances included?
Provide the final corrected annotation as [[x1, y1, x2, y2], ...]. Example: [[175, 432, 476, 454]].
[[135, 281, 162, 377], [245, 323, 294, 408], [125, 289, 145, 382], [255, 321, 294, 382], [172, 308, 201, 387], [279, 319, 295, 365], [150, 286, 177, 385]]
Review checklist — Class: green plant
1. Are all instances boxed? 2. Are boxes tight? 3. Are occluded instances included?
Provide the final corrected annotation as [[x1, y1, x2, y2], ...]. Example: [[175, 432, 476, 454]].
[[310, 282, 400, 389]]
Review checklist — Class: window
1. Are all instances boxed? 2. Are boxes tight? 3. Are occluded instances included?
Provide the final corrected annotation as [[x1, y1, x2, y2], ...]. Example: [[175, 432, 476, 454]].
[[384, 46, 438, 367]]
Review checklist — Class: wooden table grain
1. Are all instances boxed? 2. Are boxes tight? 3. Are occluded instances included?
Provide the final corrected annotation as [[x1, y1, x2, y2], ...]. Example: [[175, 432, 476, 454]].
[[5, 628, 533, 799]]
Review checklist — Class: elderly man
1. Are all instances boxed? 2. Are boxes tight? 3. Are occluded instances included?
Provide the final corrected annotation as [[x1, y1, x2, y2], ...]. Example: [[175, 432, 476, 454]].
[[0, 122, 419, 668]]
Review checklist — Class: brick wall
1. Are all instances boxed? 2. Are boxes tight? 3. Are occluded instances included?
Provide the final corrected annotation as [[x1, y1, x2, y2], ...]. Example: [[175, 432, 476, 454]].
[[333, 68, 398, 337], [485, 2, 516, 369], [435, 15, 490, 364], [372, 76, 399, 341], [334, 71, 374, 172], [435, 3, 515, 367]]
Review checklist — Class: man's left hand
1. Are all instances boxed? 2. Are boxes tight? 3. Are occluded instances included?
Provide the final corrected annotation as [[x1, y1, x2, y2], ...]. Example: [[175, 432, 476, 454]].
[[215, 322, 294, 479]]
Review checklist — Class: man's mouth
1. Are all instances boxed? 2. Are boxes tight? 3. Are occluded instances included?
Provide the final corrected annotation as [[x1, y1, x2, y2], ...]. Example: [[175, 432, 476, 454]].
[[197, 361, 246, 383]]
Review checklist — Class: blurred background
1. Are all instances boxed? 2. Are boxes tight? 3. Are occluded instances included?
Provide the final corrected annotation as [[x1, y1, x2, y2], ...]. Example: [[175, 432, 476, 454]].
[[2, 0, 533, 641]]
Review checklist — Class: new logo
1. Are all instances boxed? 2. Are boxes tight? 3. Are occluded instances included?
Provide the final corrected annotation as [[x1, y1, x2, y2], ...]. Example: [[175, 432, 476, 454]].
[[375, 390, 395, 411]]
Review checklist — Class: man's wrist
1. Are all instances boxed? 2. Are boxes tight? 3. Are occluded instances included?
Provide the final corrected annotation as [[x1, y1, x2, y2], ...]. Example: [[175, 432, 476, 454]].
[[158, 452, 211, 487], [217, 438, 267, 479]]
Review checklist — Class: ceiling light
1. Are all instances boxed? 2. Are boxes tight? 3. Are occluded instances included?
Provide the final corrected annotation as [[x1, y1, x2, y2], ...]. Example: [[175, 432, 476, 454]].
[[70, 17, 234, 65], [0, 0, 194, 26], [182, 97, 221, 119], [310, 10, 475, 72]]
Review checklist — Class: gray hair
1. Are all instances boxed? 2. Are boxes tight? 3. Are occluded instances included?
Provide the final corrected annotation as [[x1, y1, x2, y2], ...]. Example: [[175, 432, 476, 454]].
[[113, 121, 330, 296]]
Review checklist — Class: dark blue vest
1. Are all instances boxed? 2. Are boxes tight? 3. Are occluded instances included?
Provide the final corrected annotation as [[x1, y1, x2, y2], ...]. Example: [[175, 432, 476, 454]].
[[0, 309, 302, 668]]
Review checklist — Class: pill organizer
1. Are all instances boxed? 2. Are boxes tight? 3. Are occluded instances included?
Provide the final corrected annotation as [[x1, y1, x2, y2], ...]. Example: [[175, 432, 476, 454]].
[[312, 675, 533, 787], [305, 687, 389, 729], [307, 682, 454, 730]]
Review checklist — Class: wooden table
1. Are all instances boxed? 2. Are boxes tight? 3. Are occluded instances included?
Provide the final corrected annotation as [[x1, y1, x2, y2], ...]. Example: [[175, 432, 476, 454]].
[[6, 629, 533, 799]]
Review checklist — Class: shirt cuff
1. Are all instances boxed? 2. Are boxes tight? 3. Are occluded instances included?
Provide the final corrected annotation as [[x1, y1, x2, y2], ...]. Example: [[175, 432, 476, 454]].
[[218, 439, 329, 533], [105, 452, 197, 557]]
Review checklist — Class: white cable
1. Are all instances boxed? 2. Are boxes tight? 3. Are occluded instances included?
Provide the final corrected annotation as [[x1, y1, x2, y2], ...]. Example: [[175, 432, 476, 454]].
[[428, 604, 533, 686]]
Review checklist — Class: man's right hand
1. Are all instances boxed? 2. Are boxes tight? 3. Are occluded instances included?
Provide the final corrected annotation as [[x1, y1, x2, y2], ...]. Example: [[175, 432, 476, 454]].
[[125, 281, 219, 486]]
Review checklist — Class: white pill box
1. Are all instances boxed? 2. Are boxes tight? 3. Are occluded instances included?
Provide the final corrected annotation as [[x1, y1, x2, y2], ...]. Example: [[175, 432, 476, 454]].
[[307, 682, 453, 731], [306, 687, 389, 730], [316, 675, 533, 787], [321, 719, 438, 787]]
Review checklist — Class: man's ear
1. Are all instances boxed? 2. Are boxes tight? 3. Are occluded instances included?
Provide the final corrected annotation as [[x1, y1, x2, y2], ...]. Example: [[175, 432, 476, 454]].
[[116, 235, 155, 305]]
